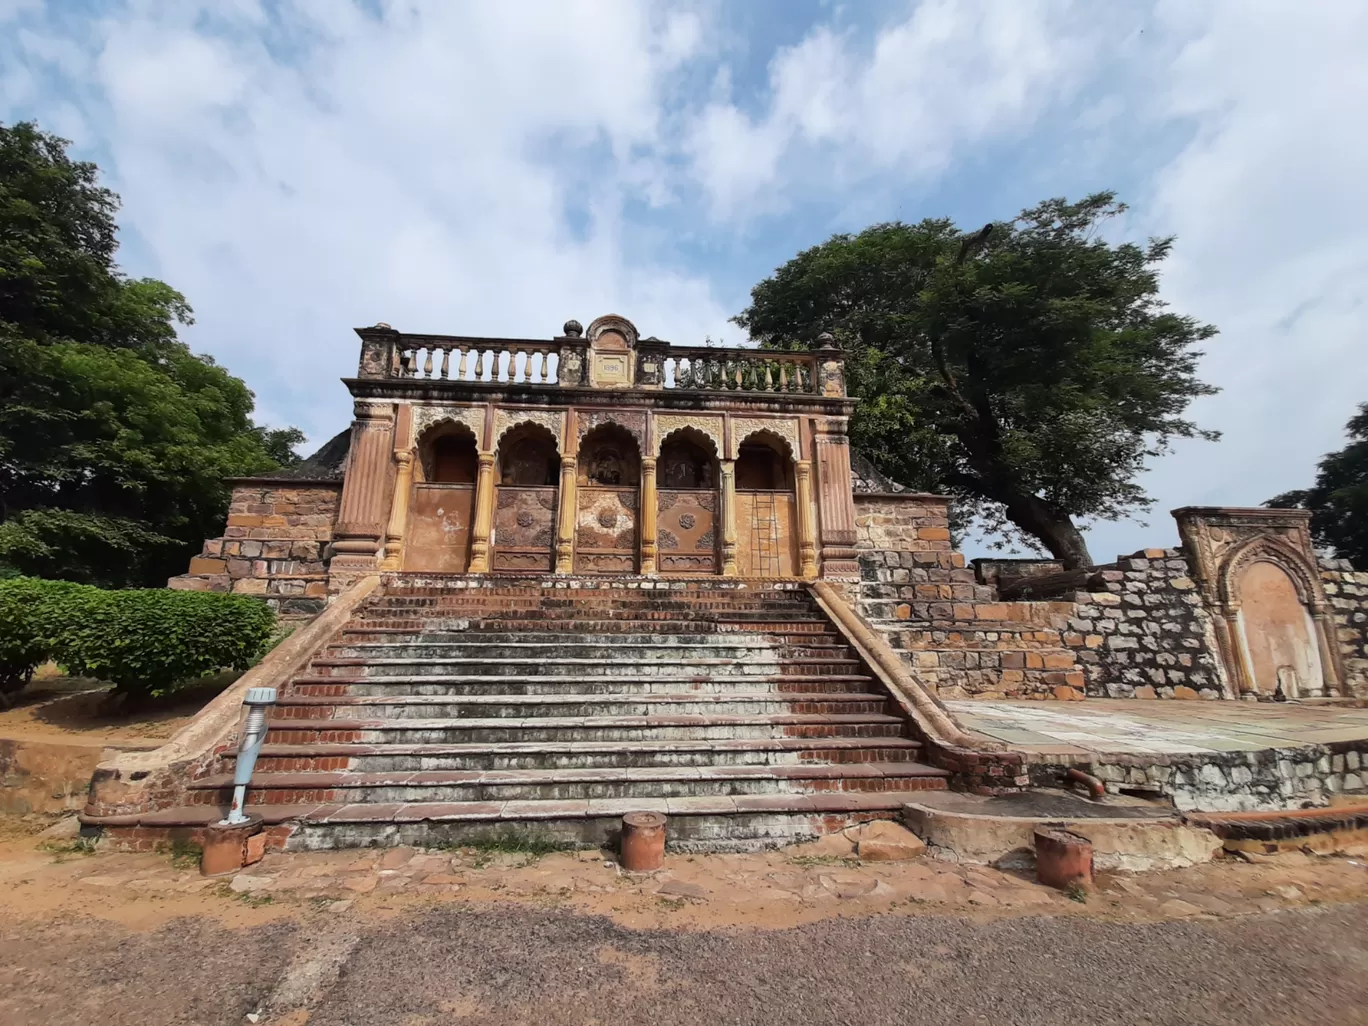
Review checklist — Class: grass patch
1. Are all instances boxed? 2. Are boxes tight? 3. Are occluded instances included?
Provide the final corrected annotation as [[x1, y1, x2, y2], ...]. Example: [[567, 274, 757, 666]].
[[787, 854, 859, 868], [1065, 881, 1089, 904], [160, 837, 203, 870], [212, 881, 273, 907], [38, 836, 96, 862], [438, 829, 576, 866]]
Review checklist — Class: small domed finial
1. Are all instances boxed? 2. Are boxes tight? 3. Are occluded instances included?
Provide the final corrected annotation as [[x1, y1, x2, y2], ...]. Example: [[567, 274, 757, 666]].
[[562, 319, 584, 338], [373, 321, 393, 330], [817, 331, 836, 349]]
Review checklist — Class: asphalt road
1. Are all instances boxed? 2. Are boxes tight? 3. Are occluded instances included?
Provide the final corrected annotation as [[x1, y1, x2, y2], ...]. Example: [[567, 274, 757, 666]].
[[4, 901, 1368, 1026]]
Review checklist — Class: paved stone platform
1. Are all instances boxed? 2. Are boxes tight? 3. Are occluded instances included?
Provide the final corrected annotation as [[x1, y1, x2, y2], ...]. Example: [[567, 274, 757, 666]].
[[947, 700, 1368, 758]]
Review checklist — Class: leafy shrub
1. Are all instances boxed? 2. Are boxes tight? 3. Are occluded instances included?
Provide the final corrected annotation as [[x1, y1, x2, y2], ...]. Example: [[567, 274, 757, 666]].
[[0, 577, 277, 700], [0, 577, 97, 697], [57, 588, 277, 699]]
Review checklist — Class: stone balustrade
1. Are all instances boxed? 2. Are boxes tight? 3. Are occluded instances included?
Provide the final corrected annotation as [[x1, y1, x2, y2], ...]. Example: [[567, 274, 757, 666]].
[[651, 346, 821, 394], [398, 340, 561, 385]]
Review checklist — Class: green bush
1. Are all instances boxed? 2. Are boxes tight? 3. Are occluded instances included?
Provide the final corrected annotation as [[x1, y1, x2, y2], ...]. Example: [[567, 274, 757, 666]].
[[0, 578, 277, 700], [0, 577, 97, 696]]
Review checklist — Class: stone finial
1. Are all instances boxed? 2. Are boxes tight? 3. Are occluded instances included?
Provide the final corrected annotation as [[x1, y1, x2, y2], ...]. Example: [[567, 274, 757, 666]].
[[373, 322, 393, 330], [562, 319, 584, 338], [817, 331, 837, 349]]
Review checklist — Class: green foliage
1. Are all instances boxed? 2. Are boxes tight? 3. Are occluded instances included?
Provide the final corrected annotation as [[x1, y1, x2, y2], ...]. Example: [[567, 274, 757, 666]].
[[735, 193, 1219, 568], [0, 576, 276, 699], [1270, 403, 1368, 567], [57, 587, 277, 698], [0, 576, 93, 695], [0, 121, 300, 587]]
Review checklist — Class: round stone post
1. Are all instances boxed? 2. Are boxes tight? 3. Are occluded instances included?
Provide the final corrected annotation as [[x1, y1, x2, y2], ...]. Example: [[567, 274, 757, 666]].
[[469, 450, 497, 573], [794, 459, 818, 580], [719, 459, 738, 576], [620, 811, 666, 872], [640, 456, 658, 575], [555, 456, 578, 573], [380, 449, 416, 571]]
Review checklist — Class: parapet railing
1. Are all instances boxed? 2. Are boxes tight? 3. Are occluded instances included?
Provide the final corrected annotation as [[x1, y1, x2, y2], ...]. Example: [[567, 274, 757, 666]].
[[355, 328, 845, 397]]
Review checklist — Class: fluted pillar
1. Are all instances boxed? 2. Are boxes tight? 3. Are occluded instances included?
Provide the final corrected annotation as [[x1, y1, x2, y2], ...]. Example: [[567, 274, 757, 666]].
[[1220, 608, 1257, 697], [640, 456, 658, 575], [794, 459, 818, 580], [380, 449, 416, 570], [468, 450, 496, 573], [555, 456, 578, 573], [720, 458, 738, 577], [1311, 608, 1343, 696], [331, 402, 396, 571]]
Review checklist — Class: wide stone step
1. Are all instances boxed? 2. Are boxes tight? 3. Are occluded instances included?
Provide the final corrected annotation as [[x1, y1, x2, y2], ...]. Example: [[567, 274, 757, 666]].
[[324, 642, 847, 661], [189, 762, 949, 805], [291, 673, 876, 695], [293, 676, 876, 698], [245, 736, 925, 772], [273, 692, 890, 720], [265, 712, 906, 745], [353, 618, 833, 635], [306, 657, 861, 679], [339, 629, 845, 646]]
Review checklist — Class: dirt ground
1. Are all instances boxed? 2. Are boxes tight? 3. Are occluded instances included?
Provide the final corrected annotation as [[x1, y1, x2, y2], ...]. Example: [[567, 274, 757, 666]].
[[2, 820, 1368, 1025]]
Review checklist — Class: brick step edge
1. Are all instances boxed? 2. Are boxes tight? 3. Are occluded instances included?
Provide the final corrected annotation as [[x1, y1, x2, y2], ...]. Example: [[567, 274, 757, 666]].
[[82, 790, 943, 829], [1184, 802, 1368, 841]]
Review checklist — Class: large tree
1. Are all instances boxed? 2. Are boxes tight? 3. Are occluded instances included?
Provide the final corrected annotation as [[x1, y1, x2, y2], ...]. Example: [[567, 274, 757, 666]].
[[1269, 404, 1368, 567], [0, 121, 301, 587], [735, 193, 1219, 568]]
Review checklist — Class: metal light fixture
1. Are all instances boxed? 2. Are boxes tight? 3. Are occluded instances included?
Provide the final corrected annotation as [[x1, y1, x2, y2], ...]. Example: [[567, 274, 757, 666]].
[[223, 686, 277, 825]]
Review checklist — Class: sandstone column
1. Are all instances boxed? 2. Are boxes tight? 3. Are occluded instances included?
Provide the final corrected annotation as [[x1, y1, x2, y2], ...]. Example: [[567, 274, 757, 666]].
[[811, 429, 860, 578], [1311, 608, 1344, 696], [331, 401, 396, 576], [1220, 608, 1258, 697], [380, 449, 416, 570], [555, 456, 578, 573], [794, 459, 818, 580], [468, 450, 497, 573], [720, 459, 738, 577], [640, 456, 658, 575]]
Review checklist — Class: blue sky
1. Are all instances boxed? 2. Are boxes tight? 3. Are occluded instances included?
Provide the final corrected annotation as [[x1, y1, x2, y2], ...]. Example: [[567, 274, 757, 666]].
[[3, 0, 1367, 562]]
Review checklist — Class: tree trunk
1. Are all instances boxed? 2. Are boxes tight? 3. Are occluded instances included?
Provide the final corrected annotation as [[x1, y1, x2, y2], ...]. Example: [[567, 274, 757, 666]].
[[1002, 493, 1095, 570]]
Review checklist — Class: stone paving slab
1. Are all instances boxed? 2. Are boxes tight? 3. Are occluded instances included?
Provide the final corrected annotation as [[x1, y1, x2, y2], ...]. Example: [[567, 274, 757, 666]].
[[947, 699, 1368, 758]]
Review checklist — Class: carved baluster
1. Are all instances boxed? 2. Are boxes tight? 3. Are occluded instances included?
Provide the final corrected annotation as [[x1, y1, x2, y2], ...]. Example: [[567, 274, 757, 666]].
[[764, 362, 774, 391], [479, 349, 491, 381], [456, 346, 470, 381], [421, 348, 433, 378], [733, 359, 743, 391], [439, 347, 451, 380], [779, 362, 789, 392]]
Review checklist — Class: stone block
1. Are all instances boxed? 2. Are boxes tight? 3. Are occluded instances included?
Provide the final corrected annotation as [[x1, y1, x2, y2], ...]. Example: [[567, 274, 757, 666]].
[[188, 557, 227, 575], [1172, 685, 1199, 700]]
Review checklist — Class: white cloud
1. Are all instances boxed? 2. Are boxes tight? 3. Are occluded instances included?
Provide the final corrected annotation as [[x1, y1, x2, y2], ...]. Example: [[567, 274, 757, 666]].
[[685, 0, 1089, 217], [3, 0, 730, 443], [1082, 0, 1368, 560]]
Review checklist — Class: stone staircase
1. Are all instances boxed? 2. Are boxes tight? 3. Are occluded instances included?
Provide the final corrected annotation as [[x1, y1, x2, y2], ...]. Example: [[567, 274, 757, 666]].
[[188, 577, 948, 849]]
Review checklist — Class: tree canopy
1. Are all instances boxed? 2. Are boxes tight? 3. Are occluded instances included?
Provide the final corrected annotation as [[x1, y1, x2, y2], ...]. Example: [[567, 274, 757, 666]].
[[0, 120, 301, 588], [1269, 403, 1368, 568], [735, 193, 1219, 568]]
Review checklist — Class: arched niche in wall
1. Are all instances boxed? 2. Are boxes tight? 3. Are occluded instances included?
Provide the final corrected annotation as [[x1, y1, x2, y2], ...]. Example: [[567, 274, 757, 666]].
[[733, 429, 799, 577], [491, 422, 560, 572], [405, 422, 479, 572], [575, 423, 640, 572], [657, 427, 720, 574]]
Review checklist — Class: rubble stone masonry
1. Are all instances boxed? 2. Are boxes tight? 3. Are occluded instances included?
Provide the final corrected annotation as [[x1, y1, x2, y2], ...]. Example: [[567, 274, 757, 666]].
[[168, 481, 340, 621], [1323, 559, 1368, 696]]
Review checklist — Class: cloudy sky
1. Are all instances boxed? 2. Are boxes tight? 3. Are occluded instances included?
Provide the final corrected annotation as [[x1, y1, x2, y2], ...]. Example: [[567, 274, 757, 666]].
[[3, 0, 1366, 561]]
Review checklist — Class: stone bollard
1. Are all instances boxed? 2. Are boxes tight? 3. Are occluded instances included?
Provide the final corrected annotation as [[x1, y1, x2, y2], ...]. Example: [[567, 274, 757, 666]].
[[619, 811, 667, 872], [200, 815, 264, 877], [1034, 825, 1093, 890]]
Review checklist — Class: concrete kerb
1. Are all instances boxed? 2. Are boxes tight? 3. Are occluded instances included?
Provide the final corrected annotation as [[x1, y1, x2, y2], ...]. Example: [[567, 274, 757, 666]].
[[902, 800, 1223, 873], [80, 575, 383, 824]]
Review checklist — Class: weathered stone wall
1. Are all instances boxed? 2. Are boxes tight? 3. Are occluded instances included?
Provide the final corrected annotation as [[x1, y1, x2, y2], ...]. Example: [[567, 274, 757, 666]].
[[168, 481, 340, 621], [852, 494, 983, 620], [1323, 559, 1368, 696], [1067, 549, 1229, 699]]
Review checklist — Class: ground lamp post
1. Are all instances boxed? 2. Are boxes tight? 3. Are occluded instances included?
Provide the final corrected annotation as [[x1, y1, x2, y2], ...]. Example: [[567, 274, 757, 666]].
[[200, 687, 277, 876]]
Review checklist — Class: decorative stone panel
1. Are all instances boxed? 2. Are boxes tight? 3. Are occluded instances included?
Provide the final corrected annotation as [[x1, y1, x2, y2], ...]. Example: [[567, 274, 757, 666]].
[[494, 409, 564, 453], [411, 403, 484, 444], [653, 413, 722, 456], [728, 416, 798, 460]]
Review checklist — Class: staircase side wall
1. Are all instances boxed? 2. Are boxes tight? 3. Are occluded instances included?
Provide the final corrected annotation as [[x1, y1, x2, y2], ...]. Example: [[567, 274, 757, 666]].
[[168, 481, 341, 622]]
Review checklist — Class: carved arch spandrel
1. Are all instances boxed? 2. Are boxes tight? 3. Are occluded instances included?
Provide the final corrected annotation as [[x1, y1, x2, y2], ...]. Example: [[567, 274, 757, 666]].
[[493, 410, 565, 455], [576, 410, 647, 452], [729, 417, 799, 461], [410, 404, 484, 446], [1218, 535, 1322, 611], [653, 414, 722, 456]]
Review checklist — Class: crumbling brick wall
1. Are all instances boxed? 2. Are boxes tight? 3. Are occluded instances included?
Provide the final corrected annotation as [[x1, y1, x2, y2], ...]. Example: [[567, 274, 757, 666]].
[[168, 481, 340, 621], [1322, 559, 1368, 697], [1067, 549, 1229, 699], [852, 493, 985, 620]]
